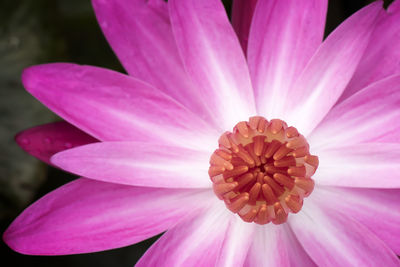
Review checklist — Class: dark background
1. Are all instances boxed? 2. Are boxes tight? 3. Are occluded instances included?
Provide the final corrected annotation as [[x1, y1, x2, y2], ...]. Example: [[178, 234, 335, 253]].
[[0, 0, 393, 266]]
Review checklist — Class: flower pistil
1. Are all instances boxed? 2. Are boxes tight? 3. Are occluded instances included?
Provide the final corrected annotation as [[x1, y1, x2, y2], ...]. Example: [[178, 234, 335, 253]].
[[209, 116, 318, 224]]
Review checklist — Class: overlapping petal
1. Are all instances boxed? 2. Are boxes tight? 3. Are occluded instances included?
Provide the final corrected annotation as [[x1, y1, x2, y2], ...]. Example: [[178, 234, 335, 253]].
[[137, 205, 231, 267], [244, 225, 316, 267], [22, 63, 218, 151], [15, 121, 97, 165], [314, 143, 400, 188], [169, 0, 256, 130], [216, 217, 255, 267], [284, 2, 381, 135], [3, 178, 214, 255], [313, 186, 400, 254], [247, 0, 327, 120], [309, 75, 400, 148], [51, 141, 212, 188], [339, 0, 400, 102], [290, 195, 400, 266], [137, 204, 254, 267], [231, 0, 258, 51], [92, 0, 214, 123]]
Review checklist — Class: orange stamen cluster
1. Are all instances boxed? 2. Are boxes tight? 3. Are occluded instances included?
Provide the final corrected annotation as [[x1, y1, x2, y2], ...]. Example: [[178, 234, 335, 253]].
[[209, 117, 318, 225]]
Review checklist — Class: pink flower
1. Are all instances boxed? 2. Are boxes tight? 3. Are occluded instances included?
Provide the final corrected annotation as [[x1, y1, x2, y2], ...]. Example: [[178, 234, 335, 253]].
[[4, 0, 400, 265]]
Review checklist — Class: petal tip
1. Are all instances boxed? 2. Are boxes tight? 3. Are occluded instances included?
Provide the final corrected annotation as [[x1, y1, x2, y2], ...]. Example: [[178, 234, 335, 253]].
[[3, 226, 53, 256], [21, 65, 40, 92], [49, 149, 76, 171], [3, 226, 27, 255], [21, 64, 55, 93], [14, 131, 27, 149], [388, 0, 400, 13], [49, 151, 64, 168]]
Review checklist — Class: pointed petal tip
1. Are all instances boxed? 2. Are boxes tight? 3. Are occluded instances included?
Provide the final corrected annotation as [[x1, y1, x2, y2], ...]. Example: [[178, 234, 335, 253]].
[[3, 225, 33, 256], [50, 148, 80, 173], [49, 151, 63, 167], [21, 63, 73, 94], [14, 131, 26, 147], [21, 65, 38, 91], [388, 0, 400, 13], [14, 130, 36, 157], [3, 227, 14, 250], [49, 148, 76, 171], [13, 122, 98, 165]]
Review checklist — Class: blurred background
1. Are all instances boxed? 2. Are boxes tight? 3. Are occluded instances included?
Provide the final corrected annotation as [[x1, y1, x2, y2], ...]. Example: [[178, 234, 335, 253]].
[[0, 0, 393, 266]]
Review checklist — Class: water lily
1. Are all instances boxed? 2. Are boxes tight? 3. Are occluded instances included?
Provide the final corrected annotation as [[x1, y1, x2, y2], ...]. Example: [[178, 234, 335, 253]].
[[4, 0, 400, 266]]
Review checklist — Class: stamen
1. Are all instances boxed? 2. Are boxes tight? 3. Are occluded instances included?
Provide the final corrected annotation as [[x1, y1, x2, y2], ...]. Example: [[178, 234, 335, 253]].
[[209, 117, 318, 225]]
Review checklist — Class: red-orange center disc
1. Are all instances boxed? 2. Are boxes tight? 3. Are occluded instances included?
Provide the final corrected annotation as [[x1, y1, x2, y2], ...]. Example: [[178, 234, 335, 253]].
[[208, 116, 318, 225]]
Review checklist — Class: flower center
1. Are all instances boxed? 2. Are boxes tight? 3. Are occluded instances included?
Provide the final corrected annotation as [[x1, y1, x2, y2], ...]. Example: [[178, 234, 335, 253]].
[[208, 116, 318, 225]]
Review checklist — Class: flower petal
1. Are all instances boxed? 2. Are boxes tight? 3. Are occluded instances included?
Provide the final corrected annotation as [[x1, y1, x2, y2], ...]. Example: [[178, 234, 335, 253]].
[[15, 121, 97, 165], [289, 193, 400, 266], [137, 205, 230, 267], [169, 0, 256, 130], [3, 178, 213, 255], [231, 0, 258, 52], [216, 217, 255, 267], [137, 204, 253, 267], [339, 0, 400, 102], [309, 75, 400, 149], [22, 63, 218, 151], [247, 0, 327, 119], [244, 225, 316, 267], [92, 0, 214, 123], [315, 143, 400, 188], [51, 141, 211, 188], [312, 186, 400, 254], [284, 2, 381, 136]]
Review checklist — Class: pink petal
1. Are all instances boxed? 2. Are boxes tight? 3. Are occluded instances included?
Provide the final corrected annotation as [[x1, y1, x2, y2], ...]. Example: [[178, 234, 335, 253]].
[[51, 141, 211, 188], [315, 143, 400, 188], [22, 63, 218, 150], [312, 186, 400, 254], [231, 0, 258, 52], [15, 121, 97, 165], [216, 217, 255, 267], [391, 0, 400, 12], [3, 178, 213, 255], [244, 225, 316, 267], [92, 0, 214, 124], [169, 0, 256, 130], [309, 75, 400, 148], [137, 205, 254, 267], [247, 0, 327, 119], [289, 193, 400, 266], [283, 2, 382, 136], [339, 0, 400, 102], [137, 205, 230, 266]]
